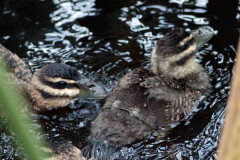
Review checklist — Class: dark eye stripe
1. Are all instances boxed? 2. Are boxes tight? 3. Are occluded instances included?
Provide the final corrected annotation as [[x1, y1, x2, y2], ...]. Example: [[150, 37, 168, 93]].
[[40, 78, 79, 89], [173, 51, 195, 66], [178, 38, 195, 53]]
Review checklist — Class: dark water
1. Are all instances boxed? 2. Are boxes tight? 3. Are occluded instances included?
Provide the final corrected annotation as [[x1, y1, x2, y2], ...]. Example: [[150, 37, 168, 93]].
[[0, 0, 239, 159]]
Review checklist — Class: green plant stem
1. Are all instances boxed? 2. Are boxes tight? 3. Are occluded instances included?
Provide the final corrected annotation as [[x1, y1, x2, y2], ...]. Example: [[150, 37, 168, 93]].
[[0, 62, 47, 160]]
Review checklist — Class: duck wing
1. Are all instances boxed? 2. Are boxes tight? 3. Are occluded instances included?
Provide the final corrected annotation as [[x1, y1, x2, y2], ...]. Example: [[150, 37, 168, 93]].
[[144, 76, 204, 126], [84, 69, 155, 160], [90, 68, 153, 145]]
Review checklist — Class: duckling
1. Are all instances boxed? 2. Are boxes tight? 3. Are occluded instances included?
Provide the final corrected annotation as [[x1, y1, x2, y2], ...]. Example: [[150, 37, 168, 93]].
[[82, 26, 214, 159], [0, 44, 99, 112]]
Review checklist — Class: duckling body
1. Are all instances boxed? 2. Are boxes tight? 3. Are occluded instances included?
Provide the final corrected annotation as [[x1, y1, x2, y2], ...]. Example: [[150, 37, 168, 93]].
[[89, 68, 209, 151], [83, 26, 213, 159]]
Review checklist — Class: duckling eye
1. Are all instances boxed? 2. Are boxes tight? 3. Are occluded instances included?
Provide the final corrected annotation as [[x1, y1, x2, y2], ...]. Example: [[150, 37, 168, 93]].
[[181, 39, 194, 51], [183, 40, 190, 48], [57, 81, 68, 87]]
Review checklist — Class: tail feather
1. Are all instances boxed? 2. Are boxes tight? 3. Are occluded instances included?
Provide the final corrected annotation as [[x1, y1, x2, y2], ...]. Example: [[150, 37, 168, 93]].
[[82, 140, 117, 160], [0, 44, 32, 82]]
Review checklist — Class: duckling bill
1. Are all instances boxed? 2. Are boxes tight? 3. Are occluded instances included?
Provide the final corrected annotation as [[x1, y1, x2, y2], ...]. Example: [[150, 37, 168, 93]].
[[83, 26, 214, 159], [0, 44, 102, 112]]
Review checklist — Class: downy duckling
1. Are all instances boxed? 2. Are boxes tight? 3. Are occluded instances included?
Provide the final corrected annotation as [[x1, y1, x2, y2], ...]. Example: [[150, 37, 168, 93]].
[[83, 26, 214, 159], [0, 44, 101, 112]]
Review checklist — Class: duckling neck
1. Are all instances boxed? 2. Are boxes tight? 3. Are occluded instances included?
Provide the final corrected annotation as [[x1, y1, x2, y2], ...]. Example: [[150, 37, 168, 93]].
[[150, 56, 210, 92], [151, 53, 203, 80], [160, 61, 203, 79]]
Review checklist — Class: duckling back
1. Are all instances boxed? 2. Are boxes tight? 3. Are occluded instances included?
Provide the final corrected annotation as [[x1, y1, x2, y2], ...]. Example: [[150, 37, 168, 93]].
[[83, 68, 209, 159], [0, 44, 32, 82], [83, 69, 152, 160]]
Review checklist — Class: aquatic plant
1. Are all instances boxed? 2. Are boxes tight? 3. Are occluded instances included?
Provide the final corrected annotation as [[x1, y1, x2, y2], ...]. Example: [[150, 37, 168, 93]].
[[0, 56, 48, 160]]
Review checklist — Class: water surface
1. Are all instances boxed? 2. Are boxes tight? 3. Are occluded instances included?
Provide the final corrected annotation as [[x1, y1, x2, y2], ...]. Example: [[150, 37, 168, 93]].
[[0, 0, 239, 159]]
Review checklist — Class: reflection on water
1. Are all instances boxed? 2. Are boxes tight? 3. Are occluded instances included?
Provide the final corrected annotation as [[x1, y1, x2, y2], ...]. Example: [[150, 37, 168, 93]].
[[0, 0, 239, 159]]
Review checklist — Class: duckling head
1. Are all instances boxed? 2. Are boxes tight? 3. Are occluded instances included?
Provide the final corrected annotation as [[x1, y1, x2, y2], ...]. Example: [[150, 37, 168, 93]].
[[30, 63, 97, 110], [32, 63, 83, 97], [151, 26, 214, 79]]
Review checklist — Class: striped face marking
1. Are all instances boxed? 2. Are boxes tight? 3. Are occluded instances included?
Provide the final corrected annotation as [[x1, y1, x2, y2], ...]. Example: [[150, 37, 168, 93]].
[[150, 30, 202, 78], [178, 34, 193, 46], [32, 76, 80, 97], [169, 42, 197, 65]]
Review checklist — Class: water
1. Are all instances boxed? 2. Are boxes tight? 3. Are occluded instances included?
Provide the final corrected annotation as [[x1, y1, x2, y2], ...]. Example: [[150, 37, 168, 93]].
[[0, 0, 239, 159]]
